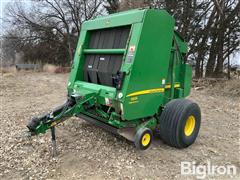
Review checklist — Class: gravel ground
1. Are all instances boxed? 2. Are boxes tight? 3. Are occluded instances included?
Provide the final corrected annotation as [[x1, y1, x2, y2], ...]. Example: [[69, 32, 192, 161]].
[[1, 72, 239, 180]]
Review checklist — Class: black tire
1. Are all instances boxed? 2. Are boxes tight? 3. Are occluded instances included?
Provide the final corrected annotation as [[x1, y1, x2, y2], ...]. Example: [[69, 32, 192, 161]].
[[134, 127, 153, 150], [156, 99, 201, 148]]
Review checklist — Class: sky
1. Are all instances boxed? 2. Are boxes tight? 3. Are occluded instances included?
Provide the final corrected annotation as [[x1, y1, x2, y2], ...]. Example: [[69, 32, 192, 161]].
[[0, 0, 32, 34], [0, 0, 239, 65]]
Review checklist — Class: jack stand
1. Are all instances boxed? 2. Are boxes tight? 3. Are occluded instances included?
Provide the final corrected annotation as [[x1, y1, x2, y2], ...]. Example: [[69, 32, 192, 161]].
[[51, 127, 57, 157]]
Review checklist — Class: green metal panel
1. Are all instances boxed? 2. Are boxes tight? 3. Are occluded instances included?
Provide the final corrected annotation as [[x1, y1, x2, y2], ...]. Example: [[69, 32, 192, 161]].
[[68, 30, 87, 90], [82, 9, 146, 30], [174, 31, 188, 54], [83, 49, 125, 54], [74, 81, 116, 98], [121, 9, 175, 120], [182, 64, 192, 96]]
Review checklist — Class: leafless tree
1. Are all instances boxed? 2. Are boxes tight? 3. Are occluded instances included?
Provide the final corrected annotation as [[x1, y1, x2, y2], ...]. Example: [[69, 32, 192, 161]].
[[4, 0, 104, 65], [151, 0, 240, 78]]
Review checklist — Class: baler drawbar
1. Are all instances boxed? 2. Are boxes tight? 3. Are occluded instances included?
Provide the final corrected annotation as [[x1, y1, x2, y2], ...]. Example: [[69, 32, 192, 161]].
[[27, 8, 201, 152]]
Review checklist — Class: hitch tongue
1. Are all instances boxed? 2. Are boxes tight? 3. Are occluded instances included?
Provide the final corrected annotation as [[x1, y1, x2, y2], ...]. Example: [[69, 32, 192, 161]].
[[26, 93, 97, 156], [26, 96, 76, 135], [27, 114, 49, 135]]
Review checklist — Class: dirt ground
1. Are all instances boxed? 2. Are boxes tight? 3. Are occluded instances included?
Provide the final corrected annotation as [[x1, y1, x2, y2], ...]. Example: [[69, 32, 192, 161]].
[[1, 72, 239, 180]]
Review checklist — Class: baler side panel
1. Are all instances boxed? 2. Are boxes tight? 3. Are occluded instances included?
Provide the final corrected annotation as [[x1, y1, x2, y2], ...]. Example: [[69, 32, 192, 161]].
[[122, 10, 175, 120], [182, 64, 192, 96], [120, 22, 144, 96], [171, 34, 191, 98]]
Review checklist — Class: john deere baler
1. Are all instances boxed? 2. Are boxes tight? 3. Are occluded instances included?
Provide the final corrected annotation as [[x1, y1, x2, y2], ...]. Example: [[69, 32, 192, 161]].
[[27, 9, 201, 150]]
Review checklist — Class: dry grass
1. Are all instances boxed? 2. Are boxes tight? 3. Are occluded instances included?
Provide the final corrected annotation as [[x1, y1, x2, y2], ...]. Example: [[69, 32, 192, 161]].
[[192, 77, 240, 97], [1, 64, 70, 75], [42, 64, 57, 73], [1, 66, 17, 77], [1, 66, 17, 74], [42, 64, 70, 73]]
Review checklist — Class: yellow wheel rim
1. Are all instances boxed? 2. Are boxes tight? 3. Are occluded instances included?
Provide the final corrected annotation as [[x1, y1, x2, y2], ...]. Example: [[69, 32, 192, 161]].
[[184, 115, 196, 136], [141, 133, 151, 146]]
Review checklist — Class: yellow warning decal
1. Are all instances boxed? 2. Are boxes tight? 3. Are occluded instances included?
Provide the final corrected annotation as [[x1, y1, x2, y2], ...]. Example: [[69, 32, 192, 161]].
[[126, 83, 181, 97], [127, 88, 165, 97], [165, 83, 180, 89]]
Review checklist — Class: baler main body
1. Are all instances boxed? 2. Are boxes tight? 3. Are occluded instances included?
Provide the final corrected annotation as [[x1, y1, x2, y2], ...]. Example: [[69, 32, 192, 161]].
[[28, 9, 198, 150], [68, 9, 191, 128]]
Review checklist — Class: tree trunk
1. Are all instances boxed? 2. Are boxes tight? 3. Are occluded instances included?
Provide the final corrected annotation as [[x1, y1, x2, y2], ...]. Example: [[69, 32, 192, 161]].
[[213, 40, 224, 77], [205, 35, 217, 77], [213, 18, 225, 77], [200, 58, 204, 77], [195, 53, 204, 78]]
